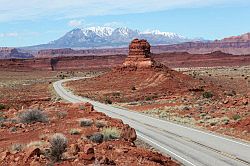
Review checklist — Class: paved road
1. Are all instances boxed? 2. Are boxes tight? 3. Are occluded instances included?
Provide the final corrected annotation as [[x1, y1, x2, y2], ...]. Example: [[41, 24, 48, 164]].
[[53, 78, 250, 166]]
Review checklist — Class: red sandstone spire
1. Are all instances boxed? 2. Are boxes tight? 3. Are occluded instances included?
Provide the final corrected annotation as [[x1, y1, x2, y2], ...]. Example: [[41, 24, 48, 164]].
[[123, 39, 155, 68]]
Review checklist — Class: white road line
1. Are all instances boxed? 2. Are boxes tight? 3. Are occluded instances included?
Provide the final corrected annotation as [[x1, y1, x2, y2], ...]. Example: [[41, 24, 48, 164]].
[[137, 133, 197, 166]]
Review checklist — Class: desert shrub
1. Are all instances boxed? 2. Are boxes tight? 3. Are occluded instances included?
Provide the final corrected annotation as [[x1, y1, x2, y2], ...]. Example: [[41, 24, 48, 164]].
[[202, 91, 213, 98], [104, 98, 112, 104], [159, 112, 169, 119], [207, 118, 220, 126], [95, 120, 107, 128], [9, 127, 17, 132], [0, 122, 4, 128], [112, 92, 121, 97], [200, 113, 207, 117], [203, 115, 212, 120], [10, 143, 25, 152], [56, 111, 68, 119], [145, 96, 152, 101], [198, 119, 205, 124], [79, 118, 93, 127], [70, 128, 81, 135], [50, 133, 68, 161], [232, 114, 241, 121], [19, 109, 48, 124], [145, 95, 158, 101], [131, 86, 136, 91], [0, 116, 6, 123], [79, 105, 85, 110], [221, 117, 230, 125], [0, 104, 5, 110], [88, 133, 103, 143], [228, 90, 236, 96], [101, 127, 121, 141]]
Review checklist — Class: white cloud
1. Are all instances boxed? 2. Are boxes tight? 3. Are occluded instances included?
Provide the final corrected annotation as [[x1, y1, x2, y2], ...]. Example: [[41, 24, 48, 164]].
[[0, 0, 247, 22], [0, 32, 18, 37], [7, 32, 18, 37], [68, 19, 84, 27], [103, 22, 125, 28]]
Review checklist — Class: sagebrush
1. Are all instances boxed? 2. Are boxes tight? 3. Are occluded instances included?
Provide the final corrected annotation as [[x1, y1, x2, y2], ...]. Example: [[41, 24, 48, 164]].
[[49, 133, 68, 161], [19, 109, 48, 123]]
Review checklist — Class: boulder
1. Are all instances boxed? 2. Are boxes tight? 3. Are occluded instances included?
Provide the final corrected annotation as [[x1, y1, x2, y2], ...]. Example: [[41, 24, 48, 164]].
[[84, 144, 94, 154], [0, 150, 10, 162], [95, 156, 116, 165], [242, 99, 248, 105], [23, 147, 41, 162], [68, 144, 80, 156], [30, 159, 41, 166], [79, 152, 95, 161], [84, 102, 94, 112], [120, 124, 137, 142]]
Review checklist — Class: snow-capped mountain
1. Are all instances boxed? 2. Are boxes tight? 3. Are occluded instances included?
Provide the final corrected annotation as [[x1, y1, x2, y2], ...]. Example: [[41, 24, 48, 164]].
[[81, 26, 114, 37], [33, 26, 200, 49]]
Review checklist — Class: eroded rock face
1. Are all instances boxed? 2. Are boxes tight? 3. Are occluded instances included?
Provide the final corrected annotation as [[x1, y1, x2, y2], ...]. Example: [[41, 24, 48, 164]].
[[123, 39, 156, 68]]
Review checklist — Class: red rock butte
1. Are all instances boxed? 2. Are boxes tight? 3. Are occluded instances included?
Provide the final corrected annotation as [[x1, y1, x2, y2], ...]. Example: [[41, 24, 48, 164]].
[[123, 39, 156, 68]]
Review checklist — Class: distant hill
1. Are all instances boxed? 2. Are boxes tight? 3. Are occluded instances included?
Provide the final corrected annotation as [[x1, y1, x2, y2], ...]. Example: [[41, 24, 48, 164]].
[[221, 33, 250, 42], [0, 47, 33, 59], [151, 32, 250, 55]]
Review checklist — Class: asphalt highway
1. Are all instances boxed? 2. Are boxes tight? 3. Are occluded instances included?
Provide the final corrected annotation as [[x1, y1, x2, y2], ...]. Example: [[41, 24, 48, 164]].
[[53, 78, 250, 166]]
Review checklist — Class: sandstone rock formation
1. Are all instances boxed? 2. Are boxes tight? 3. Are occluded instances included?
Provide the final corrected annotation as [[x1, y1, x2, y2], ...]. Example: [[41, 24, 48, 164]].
[[66, 39, 213, 103], [222, 32, 250, 42], [123, 39, 156, 68]]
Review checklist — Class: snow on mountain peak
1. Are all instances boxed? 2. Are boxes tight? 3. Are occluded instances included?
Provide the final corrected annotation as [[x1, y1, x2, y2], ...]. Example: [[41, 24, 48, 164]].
[[74, 26, 185, 39], [142, 29, 184, 39], [114, 27, 131, 36], [81, 26, 114, 37], [50, 26, 193, 48]]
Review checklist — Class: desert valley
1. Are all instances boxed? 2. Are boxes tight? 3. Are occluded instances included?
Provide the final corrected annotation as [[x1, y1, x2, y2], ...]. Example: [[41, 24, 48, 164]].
[[0, 1, 250, 166], [0, 35, 249, 165]]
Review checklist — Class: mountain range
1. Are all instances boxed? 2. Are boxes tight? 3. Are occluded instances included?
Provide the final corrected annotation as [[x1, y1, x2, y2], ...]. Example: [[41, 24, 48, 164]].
[[27, 26, 200, 49], [1, 28, 250, 59]]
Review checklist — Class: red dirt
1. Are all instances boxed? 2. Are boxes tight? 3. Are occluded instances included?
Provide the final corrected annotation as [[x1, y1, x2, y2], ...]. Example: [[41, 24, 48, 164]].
[[66, 39, 249, 141], [0, 102, 178, 165], [66, 39, 220, 103]]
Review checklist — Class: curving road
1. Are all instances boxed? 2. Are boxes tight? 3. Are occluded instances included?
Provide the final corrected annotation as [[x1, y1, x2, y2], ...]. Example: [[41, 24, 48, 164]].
[[53, 78, 250, 166]]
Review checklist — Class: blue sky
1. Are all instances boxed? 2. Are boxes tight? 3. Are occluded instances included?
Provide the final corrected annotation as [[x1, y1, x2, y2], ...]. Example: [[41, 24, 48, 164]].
[[0, 0, 249, 47]]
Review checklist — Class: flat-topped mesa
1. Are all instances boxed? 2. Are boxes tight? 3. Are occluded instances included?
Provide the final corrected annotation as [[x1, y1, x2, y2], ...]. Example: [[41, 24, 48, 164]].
[[123, 39, 156, 68]]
